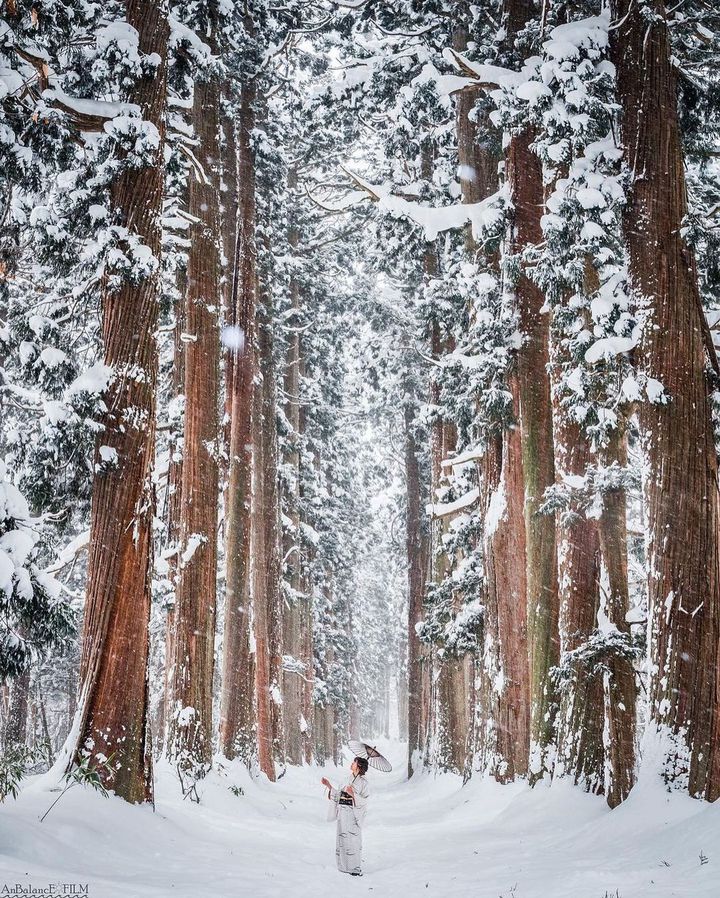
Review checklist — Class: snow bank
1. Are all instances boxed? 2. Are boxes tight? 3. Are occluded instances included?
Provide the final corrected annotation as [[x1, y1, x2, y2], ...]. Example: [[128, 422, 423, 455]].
[[1, 741, 717, 898]]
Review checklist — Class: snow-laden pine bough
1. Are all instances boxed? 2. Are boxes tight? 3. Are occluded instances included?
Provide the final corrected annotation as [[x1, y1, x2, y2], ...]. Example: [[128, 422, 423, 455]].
[[320, 742, 392, 876]]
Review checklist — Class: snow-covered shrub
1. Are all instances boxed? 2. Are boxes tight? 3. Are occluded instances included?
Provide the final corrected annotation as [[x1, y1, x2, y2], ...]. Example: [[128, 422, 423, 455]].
[[0, 462, 74, 681]]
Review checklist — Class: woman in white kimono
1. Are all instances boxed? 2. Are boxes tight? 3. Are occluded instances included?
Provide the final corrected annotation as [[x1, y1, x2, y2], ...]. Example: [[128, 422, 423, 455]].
[[321, 756, 370, 876]]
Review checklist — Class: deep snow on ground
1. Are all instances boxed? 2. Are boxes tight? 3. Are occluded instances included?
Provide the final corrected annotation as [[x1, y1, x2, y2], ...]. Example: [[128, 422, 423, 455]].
[[0, 741, 718, 898]]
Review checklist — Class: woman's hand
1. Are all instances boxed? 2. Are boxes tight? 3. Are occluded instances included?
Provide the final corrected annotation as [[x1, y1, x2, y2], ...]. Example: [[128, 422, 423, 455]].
[[344, 784, 354, 796], [321, 777, 331, 788]]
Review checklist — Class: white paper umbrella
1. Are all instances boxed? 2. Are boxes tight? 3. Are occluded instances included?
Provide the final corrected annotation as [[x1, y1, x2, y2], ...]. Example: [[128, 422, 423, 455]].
[[348, 739, 393, 772]]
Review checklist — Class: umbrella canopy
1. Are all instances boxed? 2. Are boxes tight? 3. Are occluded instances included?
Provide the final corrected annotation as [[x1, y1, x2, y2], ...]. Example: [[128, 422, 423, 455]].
[[348, 740, 393, 772]]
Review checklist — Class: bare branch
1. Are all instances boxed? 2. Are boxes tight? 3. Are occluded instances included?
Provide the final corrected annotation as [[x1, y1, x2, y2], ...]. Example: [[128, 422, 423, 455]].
[[370, 17, 443, 38], [303, 180, 368, 213], [338, 163, 382, 201]]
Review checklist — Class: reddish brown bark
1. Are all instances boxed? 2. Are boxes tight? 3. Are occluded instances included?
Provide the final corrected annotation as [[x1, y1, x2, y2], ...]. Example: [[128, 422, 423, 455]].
[[552, 408, 604, 794], [611, 0, 720, 800], [454, 22, 497, 220], [431, 419, 470, 774], [3, 667, 30, 748], [503, 0, 559, 777], [312, 704, 325, 763], [327, 703, 337, 764], [453, 17, 531, 782], [74, 0, 168, 803], [405, 402, 428, 777], [422, 124, 471, 773], [218, 76, 257, 761], [281, 166, 306, 766], [313, 595, 334, 765], [597, 428, 636, 807], [480, 375, 530, 781], [168, 53, 222, 779], [220, 108, 239, 464], [300, 570, 315, 765], [430, 314, 467, 774], [454, 37, 484, 783], [252, 92, 286, 767], [324, 700, 336, 764], [298, 400, 318, 765], [251, 341, 276, 782], [258, 299, 285, 764], [281, 586, 304, 765], [549, 257, 634, 804], [162, 272, 186, 753]]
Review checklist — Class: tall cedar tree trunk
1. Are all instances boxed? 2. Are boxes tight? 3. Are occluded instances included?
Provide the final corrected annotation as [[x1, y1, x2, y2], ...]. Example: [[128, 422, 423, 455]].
[[220, 104, 239, 489], [168, 41, 222, 780], [454, 26, 481, 783], [299, 433, 316, 765], [548, 233, 604, 793], [162, 264, 186, 753], [313, 588, 334, 764], [3, 667, 30, 747], [324, 669, 336, 764], [610, 0, 720, 800], [597, 428, 636, 807], [405, 402, 427, 778], [250, 326, 276, 781], [430, 318, 466, 774], [348, 593, 360, 742], [218, 102, 240, 576], [74, 0, 168, 802], [257, 286, 285, 765], [504, 0, 559, 781], [420, 136, 468, 775], [313, 702, 327, 762], [551, 392, 604, 793], [479, 390, 529, 781], [218, 106, 236, 678], [314, 664, 333, 763], [219, 76, 257, 761], [253, 93, 285, 767], [550, 257, 635, 805], [281, 166, 306, 765], [398, 668, 409, 741], [35, 679, 53, 764], [431, 330, 471, 776], [454, 17, 530, 782]]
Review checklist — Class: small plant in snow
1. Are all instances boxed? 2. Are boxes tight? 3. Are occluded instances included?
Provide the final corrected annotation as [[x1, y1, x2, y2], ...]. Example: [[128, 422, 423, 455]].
[[69, 754, 112, 796], [0, 744, 37, 802], [40, 753, 113, 823], [175, 751, 210, 804]]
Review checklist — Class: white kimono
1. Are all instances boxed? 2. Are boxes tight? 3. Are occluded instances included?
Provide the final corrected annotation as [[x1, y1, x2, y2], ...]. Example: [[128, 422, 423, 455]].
[[327, 775, 370, 875]]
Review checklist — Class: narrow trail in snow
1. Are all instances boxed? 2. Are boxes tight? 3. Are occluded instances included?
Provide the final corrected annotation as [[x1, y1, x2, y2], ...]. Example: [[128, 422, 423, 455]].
[[0, 741, 718, 898]]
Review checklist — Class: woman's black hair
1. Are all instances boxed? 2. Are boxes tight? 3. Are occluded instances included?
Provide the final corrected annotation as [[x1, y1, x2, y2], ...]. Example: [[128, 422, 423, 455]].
[[354, 756, 369, 775]]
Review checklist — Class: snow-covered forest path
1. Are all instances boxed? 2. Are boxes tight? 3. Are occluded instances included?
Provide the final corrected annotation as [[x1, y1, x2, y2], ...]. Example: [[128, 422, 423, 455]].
[[1, 741, 718, 898]]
